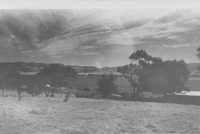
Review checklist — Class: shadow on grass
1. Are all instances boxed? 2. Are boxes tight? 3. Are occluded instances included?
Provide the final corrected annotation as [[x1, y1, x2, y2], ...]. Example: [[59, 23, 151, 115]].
[[92, 94, 200, 106]]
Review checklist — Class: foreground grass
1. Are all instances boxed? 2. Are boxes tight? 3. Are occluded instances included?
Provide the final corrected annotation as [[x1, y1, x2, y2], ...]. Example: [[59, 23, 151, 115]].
[[1, 96, 200, 134]]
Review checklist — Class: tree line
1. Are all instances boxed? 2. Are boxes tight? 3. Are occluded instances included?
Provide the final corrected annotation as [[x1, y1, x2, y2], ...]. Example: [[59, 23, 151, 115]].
[[99, 50, 190, 100], [0, 64, 77, 100], [0, 49, 192, 101]]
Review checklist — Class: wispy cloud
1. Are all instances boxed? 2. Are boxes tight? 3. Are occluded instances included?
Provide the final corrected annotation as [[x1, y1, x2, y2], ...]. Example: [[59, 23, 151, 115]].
[[162, 44, 199, 48], [128, 10, 200, 50], [0, 9, 200, 65]]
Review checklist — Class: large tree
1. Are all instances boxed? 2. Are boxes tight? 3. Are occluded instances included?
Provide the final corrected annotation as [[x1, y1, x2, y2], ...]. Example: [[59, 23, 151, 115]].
[[0, 62, 28, 97], [5, 72, 27, 100], [118, 50, 190, 99], [25, 75, 43, 97], [37, 64, 77, 97]]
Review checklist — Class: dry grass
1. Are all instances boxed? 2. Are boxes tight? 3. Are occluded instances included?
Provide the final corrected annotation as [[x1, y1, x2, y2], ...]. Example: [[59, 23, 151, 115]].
[[1, 95, 200, 134]]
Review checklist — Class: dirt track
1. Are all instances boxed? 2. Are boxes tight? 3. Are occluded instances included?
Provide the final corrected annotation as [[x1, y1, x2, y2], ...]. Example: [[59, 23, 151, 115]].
[[1, 96, 200, 134]]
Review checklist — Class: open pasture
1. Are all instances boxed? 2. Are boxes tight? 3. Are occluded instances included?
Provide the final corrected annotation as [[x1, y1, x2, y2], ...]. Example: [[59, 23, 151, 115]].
[[1, 96, 200, 134]]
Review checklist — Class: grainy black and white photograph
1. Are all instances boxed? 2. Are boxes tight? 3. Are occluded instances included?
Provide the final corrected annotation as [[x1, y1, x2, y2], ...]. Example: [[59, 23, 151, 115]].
[[1, 0, 200, 133]]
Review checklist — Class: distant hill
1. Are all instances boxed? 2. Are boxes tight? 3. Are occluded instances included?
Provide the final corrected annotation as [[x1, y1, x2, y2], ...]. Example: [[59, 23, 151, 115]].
[[0, 62, 49, 73], [0, 62, 119, 74], [0, 62, 199, 75]]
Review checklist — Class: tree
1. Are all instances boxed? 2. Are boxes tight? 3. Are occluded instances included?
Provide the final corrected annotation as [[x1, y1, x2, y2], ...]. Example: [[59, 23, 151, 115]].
[[37, 64, 61, 97], [61, 66, 77, 77], [117, 64, 139, 98], [118, 50, 190, 99], [97, 73, 117, 97], [0, 72, 11, 96], [37, 64, 77, 97], [5, 72, 27, 100], [196, 47, 200, 72], [162, 60, 190, 93], [25, 76, 43, 97], [117, 65, 131, 75]]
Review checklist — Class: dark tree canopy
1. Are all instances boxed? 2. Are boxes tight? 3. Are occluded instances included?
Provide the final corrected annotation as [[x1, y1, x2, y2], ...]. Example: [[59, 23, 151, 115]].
[[117, 65, 131, 75], [197, 47, 200, 59], [4, 72, 27, 100], [118, 50, 190, 98], [25, 75, 43, 97], [37, 64, 77, 97], [97, 73, 117, 97]]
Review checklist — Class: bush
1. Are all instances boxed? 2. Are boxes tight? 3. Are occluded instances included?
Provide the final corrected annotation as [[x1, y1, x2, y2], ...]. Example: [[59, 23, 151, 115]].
[[97, 73, 117, 97], [83, 87, 91, 91], [75, 87, 94, 98], [26, 86, 42, 97], [120, 92, 132, 100]]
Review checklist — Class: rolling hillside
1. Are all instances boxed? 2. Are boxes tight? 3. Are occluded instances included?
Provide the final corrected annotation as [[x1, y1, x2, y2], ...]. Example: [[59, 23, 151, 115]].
[[0, 61, 199, 74], [0, 62, 119, 74]]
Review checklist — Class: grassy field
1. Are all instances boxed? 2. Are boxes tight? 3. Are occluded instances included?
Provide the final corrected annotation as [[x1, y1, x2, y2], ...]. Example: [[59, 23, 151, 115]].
[[0, 76, 200, 134], [186, 78, 200, 91], [1, 75, 200, 134], [1, 96, 200, 134]]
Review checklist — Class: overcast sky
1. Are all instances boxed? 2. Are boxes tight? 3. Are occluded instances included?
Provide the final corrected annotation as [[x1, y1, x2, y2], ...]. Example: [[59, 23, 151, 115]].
[[0, 0, 200, 67]]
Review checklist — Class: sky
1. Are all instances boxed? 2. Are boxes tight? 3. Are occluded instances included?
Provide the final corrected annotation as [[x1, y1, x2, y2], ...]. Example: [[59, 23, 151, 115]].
[[0, 0, 200, 67]]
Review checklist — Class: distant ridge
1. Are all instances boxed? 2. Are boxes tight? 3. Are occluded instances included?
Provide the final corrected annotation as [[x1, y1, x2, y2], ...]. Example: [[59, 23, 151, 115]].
[[0, 62, 199, 74]]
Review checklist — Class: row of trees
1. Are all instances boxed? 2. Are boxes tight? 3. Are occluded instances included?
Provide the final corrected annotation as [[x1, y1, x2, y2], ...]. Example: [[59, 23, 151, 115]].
[[0, 50, 192, 100], [66, 49, 190, 99], [96, 50, 190, 99], [0, 64, 77, 100], [117, 50, 190, 99]]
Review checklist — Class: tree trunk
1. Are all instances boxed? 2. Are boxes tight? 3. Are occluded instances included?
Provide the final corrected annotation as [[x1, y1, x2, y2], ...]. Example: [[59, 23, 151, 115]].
[[135, 87, 141, 99], [133, 87, 136, 100], [44, 87, 50, 97], [45, 92, 49, 97], [44, 90, 49, 97], [132, 86, 141, 100], [50, 88, 55, 97], [31, 93, 35, 97], [132, 82, 139, 100], [17, 90, 22, 101], [2, 88, 5, 97], [63, 94, 69, 102]]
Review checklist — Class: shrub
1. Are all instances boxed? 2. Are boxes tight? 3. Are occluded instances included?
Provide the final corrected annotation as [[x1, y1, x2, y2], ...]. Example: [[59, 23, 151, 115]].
[[97, 73, 117, 97]]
